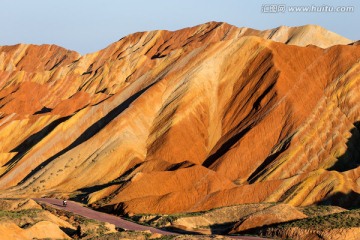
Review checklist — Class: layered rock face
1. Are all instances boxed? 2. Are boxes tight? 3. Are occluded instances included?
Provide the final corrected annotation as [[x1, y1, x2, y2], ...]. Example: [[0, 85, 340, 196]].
[[0, 22, 359, 214]]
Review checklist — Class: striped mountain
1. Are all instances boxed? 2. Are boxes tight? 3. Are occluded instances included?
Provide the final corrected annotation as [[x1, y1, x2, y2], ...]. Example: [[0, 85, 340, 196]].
[[0, 22, 359, 214]]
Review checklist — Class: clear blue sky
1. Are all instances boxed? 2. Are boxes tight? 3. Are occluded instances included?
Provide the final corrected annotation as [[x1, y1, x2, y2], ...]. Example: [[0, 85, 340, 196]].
[[0, 0, 358, 54]]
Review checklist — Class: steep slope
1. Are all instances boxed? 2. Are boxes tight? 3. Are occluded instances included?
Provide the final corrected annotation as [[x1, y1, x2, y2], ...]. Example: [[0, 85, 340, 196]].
[[0, 22, 359, 215]]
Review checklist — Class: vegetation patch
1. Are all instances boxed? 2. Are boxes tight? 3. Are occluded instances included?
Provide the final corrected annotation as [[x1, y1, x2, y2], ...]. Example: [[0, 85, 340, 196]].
[[263, 208, 360, 231], [299, 205, 346, 217], [0, 209, 43, 220]]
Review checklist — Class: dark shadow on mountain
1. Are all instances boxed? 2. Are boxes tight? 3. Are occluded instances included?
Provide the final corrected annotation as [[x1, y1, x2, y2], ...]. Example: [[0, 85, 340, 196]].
[[202, 125, 252, 168], [252, 81, 276, 111], [20, 223, 32, 229], [1, 116, 71, 178], [19, 82, 155, 185], [77, 182, 120, 195], [248, 136, 292, 184], [70, 181, 123, 204], [71, 162, 145, 204], [91, 94, 113, 106], [328, 121, 360, 172], [247, 150, 284, 184], [95, 88, 108, 94], [151, 53, 166, 59], [208, 221, 237, 234], [59, 226, 77, 238], [10, 116, 71, 155], [34, 106, 52, 115], [316, 190, 360, 209], [49, 55, 67, 71], [166, 161, 195, 171], [202, 63, 276, 169]]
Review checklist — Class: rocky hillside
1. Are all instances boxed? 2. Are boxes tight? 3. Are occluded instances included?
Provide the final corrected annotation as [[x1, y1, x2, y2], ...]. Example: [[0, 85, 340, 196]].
[[0, 22, 359, 215]]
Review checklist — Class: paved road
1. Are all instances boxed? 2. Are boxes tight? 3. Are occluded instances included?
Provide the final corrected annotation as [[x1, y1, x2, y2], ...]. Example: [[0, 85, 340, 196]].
[[34, 198, 269, 240]]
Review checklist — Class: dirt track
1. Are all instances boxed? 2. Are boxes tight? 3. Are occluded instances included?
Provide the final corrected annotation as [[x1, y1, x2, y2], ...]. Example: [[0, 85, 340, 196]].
[[34, 198, 269, 240]]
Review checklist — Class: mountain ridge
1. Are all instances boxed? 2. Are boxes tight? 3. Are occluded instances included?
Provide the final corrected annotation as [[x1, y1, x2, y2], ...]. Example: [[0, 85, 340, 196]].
[[0, 22, 359, 215]]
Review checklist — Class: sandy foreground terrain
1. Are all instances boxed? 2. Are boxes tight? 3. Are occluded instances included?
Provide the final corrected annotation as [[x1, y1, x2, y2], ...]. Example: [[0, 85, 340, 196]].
[[0, 197, 270, 239]]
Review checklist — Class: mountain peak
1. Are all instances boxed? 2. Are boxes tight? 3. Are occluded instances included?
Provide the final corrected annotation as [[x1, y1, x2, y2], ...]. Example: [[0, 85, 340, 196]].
[[0, 23, 359, 217]]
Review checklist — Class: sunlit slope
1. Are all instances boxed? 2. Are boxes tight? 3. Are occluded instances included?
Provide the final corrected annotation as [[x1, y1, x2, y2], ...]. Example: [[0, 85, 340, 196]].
[[0, 22, 359, 214]]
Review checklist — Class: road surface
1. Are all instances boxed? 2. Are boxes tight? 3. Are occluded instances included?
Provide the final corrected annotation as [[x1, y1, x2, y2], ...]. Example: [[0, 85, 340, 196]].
[[34, 198, 269, 240]]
